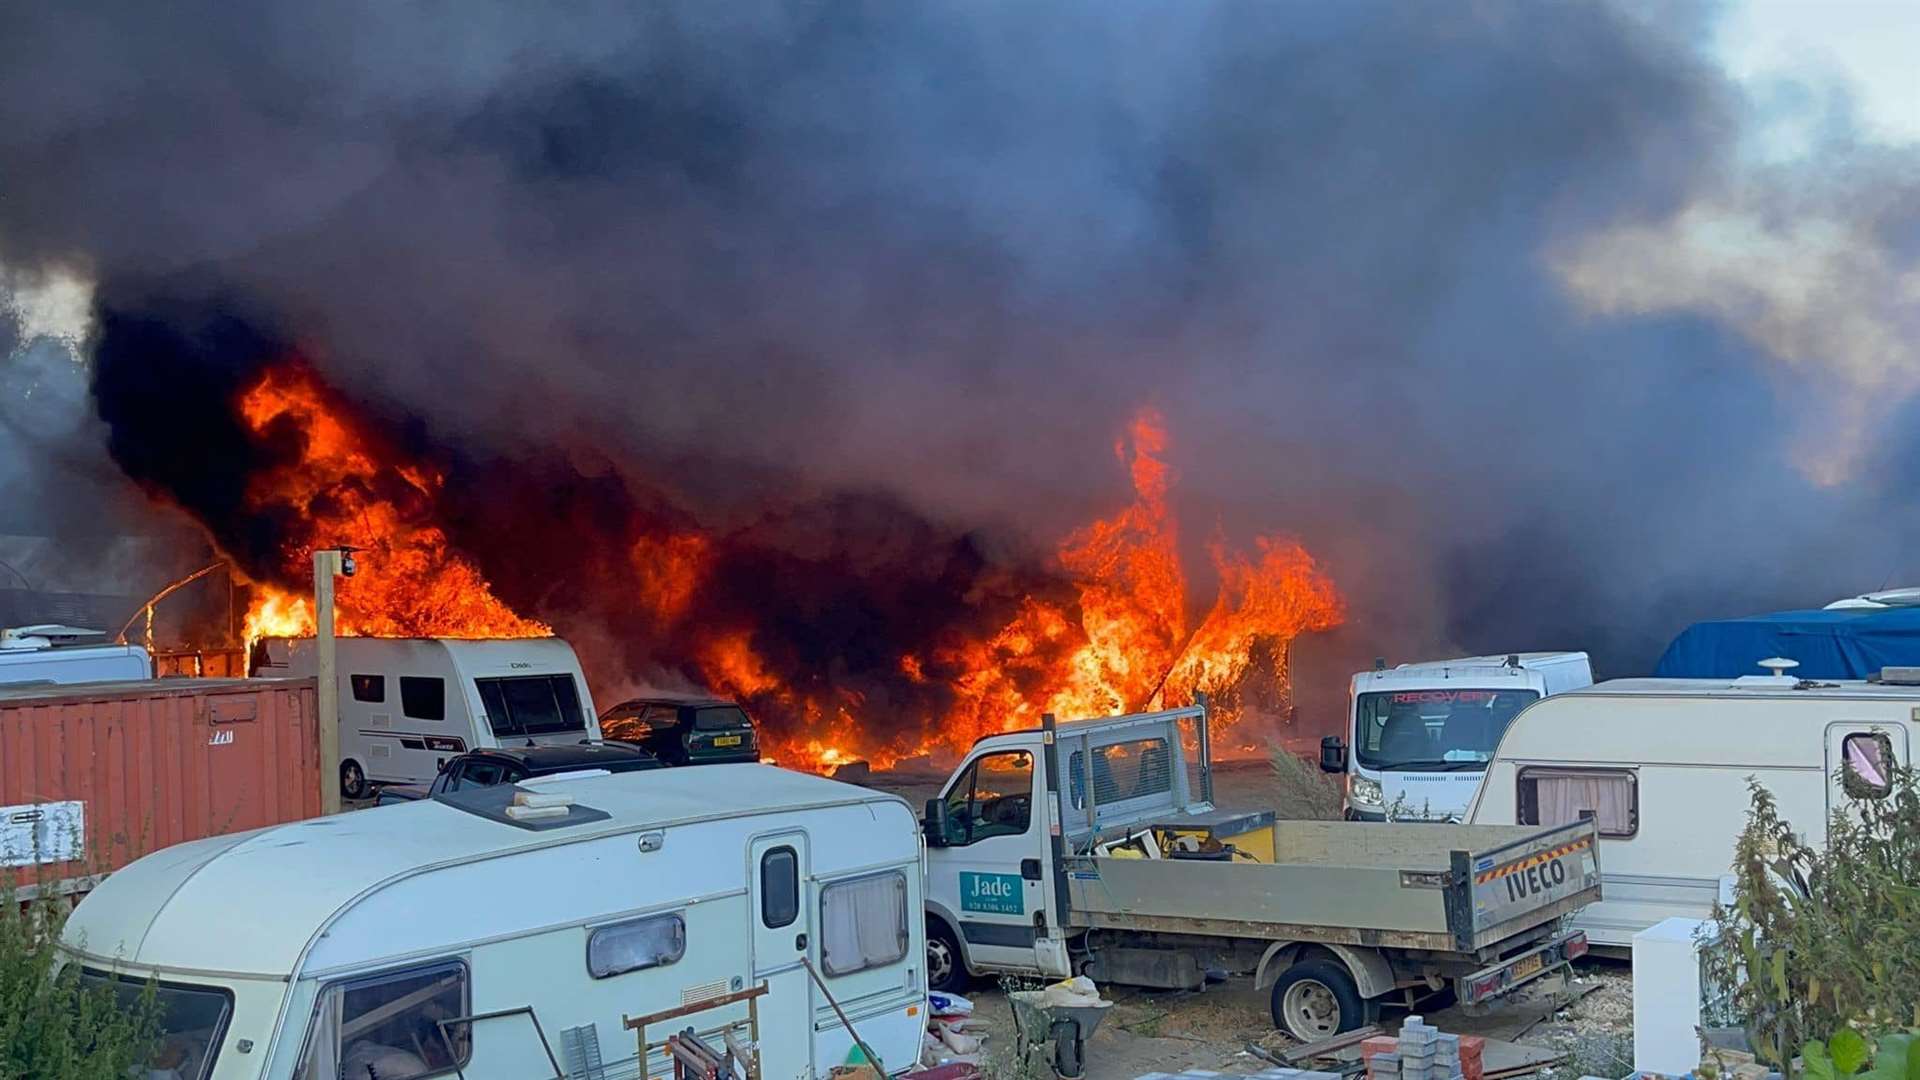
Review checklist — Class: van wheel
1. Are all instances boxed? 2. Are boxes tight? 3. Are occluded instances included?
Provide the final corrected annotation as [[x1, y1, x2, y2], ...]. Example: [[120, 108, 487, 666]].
[[1270, 960, 1369, 1041], [340, 760, 370, 801], [926, 919, 966, 993]]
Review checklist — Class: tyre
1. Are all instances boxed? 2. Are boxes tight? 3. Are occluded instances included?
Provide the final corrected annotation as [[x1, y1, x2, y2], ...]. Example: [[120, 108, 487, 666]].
[[1269, 959, 1370, 1041], [340, 759, 371, 801], [926, 918, 967, 993]]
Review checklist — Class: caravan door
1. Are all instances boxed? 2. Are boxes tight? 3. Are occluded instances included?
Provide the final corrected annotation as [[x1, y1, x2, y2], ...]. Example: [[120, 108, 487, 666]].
[[749, 832, 816, 1080], [1825, 722, 1910, 818]]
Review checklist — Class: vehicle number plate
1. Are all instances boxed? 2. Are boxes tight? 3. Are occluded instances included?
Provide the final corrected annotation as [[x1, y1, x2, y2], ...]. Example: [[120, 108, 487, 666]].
[[1511, 953, 1544, 980], [714, 735, 743, 747]]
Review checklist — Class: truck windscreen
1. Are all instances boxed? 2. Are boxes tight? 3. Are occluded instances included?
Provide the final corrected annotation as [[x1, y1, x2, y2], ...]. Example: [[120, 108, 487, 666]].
[[1354, 688, 1538, 770]]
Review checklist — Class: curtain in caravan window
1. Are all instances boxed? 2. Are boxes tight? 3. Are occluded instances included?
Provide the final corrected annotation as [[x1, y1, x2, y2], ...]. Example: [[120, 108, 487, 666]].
[[820, 872, 909, 976], [1529, 769, 1635, 837]]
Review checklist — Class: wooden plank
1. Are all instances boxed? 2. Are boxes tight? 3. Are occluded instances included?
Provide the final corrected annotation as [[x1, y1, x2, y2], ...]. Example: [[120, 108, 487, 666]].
[[1281, 1024, 1383, 1064]]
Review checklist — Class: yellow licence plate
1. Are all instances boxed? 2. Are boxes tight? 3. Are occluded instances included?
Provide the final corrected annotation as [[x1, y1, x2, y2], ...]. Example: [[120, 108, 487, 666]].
[[713, 735, 743, 747], [1511, 953, 1544, 980]]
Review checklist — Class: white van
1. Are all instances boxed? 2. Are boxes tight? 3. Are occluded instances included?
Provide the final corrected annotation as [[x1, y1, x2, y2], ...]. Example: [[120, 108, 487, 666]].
[[1320, 652, 1592, 821], [62, 765, 928, 1080], [255, 637, 601, 799], [0, 625, 151, 685], [1465, 668, 1916, 949]]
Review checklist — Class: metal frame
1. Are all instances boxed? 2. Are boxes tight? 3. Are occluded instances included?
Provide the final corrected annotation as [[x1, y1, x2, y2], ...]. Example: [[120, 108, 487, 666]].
[[624, 982, 768, 1080], [439, 1006, 566, 1080]]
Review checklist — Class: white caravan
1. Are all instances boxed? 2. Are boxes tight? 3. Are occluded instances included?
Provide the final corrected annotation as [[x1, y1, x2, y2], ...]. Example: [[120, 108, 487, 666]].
[[0, 625, 151, 685], [62, 765, 927, 1080], [1465, 668, 1916, 949], [256, 637, 601, 799], [1320, 652, 1592, 822]]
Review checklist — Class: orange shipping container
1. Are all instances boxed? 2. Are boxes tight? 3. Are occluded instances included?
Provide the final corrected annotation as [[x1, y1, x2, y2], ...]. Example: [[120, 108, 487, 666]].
[[1, 677, 322, 897]]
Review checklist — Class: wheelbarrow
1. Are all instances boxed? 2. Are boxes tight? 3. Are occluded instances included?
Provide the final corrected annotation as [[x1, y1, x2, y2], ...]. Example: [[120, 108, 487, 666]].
[[1007, 990, 1112, 1079]]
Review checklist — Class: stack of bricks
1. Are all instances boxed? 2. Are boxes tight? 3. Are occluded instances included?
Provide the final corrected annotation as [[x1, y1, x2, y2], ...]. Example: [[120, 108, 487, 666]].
[[1364, 1019, 1482, 1080]]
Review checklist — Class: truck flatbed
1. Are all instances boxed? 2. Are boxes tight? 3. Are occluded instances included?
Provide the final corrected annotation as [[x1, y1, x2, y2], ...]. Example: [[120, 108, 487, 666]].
[[1066, 818, 1599, 954]]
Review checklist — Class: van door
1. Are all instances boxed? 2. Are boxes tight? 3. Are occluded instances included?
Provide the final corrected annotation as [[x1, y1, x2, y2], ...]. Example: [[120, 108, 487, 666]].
[[1825, 722, 1909, 819], [750, 832, 815, 1080], [926, 747, 1052, 976]]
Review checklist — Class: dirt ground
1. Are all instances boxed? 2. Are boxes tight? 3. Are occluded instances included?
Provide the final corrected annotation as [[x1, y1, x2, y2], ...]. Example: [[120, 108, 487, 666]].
[[859, 756, 1636, 1080], [933, 963, 1630, 1080]]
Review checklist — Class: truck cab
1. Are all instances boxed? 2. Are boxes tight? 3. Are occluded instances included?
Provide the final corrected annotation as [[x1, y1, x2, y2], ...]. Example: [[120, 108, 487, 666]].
[[1321, 652, 1592, 822]]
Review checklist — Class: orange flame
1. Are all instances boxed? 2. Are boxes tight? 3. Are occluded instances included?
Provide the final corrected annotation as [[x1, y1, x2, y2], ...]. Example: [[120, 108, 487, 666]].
[[229, 369, 1341, 771], [237, 367, 550, 646]]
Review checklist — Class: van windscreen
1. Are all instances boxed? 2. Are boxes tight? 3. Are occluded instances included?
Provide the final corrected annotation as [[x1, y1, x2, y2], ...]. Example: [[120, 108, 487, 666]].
[[1354, 688, 1539, 771], [476, 675, 587, 737]]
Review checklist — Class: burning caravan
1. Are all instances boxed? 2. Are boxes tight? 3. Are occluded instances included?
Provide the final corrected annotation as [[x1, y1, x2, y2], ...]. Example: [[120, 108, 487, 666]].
[[62, 765, 928, 1080], [255, 636, 601, 799]]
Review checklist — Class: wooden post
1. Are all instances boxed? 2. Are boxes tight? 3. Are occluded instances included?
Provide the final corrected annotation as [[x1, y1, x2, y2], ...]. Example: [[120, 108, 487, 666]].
[[314, 548, 343, 815]]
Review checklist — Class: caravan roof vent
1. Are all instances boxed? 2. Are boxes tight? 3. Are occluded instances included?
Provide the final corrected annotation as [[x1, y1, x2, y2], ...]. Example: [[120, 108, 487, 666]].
[[1732, 657, 1802, 687], [1880, 666, 1920, 686]]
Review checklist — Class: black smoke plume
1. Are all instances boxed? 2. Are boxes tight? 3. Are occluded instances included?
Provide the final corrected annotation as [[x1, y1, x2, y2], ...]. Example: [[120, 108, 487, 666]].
[[6, 2, 1919, 733]]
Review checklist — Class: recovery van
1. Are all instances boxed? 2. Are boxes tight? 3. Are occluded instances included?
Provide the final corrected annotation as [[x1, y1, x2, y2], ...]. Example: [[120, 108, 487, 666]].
[[920, 701, 1600, 1040], [1319, 652, 1592, 821]]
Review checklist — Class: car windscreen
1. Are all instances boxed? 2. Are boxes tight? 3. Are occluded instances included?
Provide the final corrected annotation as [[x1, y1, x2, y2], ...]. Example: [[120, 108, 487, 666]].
[[1354, 688, 1539, 770], [79, 968, 232, 1080], [693, 705, 751, 732], [475, 674, 587, 737]]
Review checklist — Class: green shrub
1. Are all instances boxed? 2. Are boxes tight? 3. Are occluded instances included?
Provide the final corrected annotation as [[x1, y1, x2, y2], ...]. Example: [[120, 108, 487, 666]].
[[0, 884, 162, 1079], [1699, 759, 1920, 1071], [1802, 1029, 1920, 1080]]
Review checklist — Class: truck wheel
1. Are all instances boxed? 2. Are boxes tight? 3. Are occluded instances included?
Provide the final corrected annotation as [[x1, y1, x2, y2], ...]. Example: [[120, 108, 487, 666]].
[[1270, 960, 1369, 1041], [926, 919, 967, 993], [340, 760, 371, 801]]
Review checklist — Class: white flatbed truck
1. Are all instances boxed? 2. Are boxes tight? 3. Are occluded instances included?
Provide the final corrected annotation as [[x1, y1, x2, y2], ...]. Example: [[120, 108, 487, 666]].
[[920, 702, 1599, 1040]]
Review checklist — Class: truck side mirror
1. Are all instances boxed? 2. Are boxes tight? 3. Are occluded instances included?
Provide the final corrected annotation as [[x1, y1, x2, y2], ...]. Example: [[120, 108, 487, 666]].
[[924, 798, 953, 848], [1319, 736, 1348, 773]]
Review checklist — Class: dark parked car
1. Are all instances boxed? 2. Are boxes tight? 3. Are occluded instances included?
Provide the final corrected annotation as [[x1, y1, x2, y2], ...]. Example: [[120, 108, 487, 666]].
[[374, 743, 663, 805], [598, 695, 760, 765]]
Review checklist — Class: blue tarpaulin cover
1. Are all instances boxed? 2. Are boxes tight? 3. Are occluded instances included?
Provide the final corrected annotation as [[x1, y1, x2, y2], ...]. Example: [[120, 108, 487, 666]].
[[1654, 607, 1920, 679]]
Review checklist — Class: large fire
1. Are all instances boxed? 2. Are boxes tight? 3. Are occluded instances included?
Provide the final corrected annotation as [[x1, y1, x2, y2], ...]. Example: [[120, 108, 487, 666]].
[[237, 367, 549, 644], [230, 366, 1342, 770]]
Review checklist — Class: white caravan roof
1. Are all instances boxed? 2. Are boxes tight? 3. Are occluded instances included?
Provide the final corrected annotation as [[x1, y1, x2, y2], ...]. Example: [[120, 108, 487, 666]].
[[65, 765, 903, 977], [1557, 676, 1920, 700]]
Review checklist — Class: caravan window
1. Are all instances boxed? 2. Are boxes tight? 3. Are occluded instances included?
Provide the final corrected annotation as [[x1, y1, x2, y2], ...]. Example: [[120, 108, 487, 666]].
[[761, 846, 799, 928], [820, 871, 909, 977], [1841, 732, 1894, 798], [351, 674, 386, 703], [295, 960, 469, 1080], [79, 969, 232, 1080], [400, 677, 445, 721], [1517, 767, 1638, 838], [588, 913, 687, 978], [475, 675, 587, 737]]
